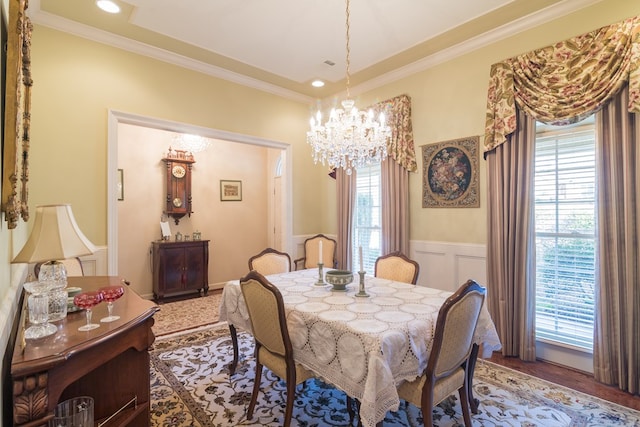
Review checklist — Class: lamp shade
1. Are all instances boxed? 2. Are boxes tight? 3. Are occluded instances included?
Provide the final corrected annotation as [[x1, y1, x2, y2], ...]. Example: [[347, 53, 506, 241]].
[[12, 204, 97, 264]]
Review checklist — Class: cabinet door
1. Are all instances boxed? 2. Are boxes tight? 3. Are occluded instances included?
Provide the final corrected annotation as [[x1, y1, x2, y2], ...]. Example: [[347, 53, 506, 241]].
[[184, 245, 205, 290], [162, 246, 187, 293]]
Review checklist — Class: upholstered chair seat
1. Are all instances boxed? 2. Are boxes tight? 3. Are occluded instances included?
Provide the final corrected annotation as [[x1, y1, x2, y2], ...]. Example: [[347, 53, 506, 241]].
[[240, 270, 315, 427], [394, 279, 486, 427]]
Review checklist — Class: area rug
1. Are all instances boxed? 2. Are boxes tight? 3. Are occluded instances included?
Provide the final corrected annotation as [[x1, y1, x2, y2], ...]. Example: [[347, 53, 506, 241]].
[[152, 291, 222, 337], [150, 324, 640, 427]]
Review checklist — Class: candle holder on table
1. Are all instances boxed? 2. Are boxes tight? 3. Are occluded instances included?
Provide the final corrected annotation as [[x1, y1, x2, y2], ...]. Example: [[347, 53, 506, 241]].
[[355, 271, 369, 297], [315, 262, 325, 286]]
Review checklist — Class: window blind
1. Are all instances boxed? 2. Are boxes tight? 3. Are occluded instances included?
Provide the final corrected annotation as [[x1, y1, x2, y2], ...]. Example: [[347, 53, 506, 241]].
[[534, 125, 596, 350], [352, 163, 381, 273]]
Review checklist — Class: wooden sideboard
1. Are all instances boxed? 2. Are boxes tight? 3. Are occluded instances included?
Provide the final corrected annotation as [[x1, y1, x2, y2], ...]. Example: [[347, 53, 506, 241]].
[[10, 276, 159, 427], [151, 240, 209, 302]]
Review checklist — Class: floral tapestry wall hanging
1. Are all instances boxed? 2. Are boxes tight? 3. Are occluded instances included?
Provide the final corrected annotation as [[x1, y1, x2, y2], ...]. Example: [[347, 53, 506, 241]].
[[422, 136, 479, 208]]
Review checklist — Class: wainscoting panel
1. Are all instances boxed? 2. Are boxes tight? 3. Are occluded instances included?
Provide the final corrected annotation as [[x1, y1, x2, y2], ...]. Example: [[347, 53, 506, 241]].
[[290, 236, 487, 293], [78, 246, 108, 276], [411, 240, 487, 292]]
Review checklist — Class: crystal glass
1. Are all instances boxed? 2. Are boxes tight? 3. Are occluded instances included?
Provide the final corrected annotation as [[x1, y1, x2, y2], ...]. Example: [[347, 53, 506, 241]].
[[48, 396, 93, 427], [38, 260, 68, 285], [23, 281, 57, 339], [73, 291, 104, 331], [99, 285, 124, 322], [39, 261, 69, 321]]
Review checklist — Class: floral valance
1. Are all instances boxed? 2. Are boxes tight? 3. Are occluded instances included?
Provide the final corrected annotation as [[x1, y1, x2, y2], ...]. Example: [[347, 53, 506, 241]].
[[373, 94, 417, 172], [484, 15, 640, 152]]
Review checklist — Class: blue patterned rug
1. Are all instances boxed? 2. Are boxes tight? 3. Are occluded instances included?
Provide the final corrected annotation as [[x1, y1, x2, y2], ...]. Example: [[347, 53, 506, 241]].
[[150, 323, 640, 426]]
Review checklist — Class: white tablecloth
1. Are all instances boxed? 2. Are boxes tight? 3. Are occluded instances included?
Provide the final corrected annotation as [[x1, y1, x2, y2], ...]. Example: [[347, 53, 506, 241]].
[[219, 268, 502, 427]]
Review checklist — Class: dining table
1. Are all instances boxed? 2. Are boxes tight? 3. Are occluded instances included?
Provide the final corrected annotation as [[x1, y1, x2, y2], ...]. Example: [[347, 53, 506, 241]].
[[219, 268, 502, 427]]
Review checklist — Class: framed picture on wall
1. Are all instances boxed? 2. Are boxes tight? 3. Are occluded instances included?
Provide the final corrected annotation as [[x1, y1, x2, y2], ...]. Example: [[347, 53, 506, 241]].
[[421, 136, 480, 208], [220, 180, 242, 201]]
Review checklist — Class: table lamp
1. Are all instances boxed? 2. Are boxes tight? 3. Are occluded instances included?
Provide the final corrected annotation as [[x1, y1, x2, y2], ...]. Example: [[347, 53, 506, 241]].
[[12, 204, 97, 339]]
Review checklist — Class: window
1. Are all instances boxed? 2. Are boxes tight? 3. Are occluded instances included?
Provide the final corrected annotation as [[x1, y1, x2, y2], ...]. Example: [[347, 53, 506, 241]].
[[534, 120, 596, 351], [352, 163, 381, 272]]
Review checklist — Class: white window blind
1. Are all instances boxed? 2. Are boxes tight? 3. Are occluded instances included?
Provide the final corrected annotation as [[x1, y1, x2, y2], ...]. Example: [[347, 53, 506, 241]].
[[534, 123, 596, 350], [352, 163, 381, 273]]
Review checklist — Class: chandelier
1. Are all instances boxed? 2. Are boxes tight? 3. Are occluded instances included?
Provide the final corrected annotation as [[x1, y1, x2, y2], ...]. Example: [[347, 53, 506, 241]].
[[306, 0, 391, 175], [172, 133, 211, 154]]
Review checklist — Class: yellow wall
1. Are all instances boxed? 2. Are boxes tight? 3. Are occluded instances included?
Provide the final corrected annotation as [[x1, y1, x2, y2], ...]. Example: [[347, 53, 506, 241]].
[[355, 0, 640, 244], [3, 0, 640, 421], [27, 26, 331, 248]]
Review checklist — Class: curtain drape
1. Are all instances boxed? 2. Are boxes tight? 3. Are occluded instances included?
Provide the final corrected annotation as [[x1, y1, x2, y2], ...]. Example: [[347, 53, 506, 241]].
[[483, 15, 640, 374], [594, 85, 640, 393], [336, 168, 356, 270], [485, 106, 537, 361], [335, 94, 415, 266], [374, 94, 417, 173], [381, 159, 410, 255], [484, 16, 640, 153], [375, 94, 415, 256]]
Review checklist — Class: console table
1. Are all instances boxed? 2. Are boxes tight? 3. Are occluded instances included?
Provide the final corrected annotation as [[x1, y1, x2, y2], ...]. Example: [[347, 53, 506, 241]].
[[151, 240, 209, 302], [10, 276, 158, 427]]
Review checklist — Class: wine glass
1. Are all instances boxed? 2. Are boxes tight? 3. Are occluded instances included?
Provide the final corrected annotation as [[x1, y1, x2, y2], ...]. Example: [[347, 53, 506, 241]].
[[73, 291, 104, 331], [99, 285, 125, 322]]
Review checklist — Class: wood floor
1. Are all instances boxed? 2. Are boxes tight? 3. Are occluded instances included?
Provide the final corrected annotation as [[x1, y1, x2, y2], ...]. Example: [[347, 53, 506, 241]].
[[487, 353, 640, 411]]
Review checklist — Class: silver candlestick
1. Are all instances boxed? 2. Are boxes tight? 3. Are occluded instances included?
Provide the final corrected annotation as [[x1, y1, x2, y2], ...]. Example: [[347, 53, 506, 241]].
[[355, 271, 369, 297], [315, 262, 325, 286]]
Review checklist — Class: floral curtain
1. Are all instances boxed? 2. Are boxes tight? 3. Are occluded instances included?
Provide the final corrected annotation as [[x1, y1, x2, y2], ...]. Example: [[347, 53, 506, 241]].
[[373, 94, 417, 172], [484, 16, 640, 152]]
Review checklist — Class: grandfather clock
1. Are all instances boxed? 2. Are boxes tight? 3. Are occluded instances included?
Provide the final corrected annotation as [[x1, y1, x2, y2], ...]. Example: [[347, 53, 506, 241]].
[[163, 148, 195, 224]]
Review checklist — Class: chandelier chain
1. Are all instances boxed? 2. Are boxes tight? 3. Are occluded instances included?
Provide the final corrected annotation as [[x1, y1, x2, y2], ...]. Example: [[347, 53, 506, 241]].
[[345, 0, 351, 99], [305, 0, 391, 174]]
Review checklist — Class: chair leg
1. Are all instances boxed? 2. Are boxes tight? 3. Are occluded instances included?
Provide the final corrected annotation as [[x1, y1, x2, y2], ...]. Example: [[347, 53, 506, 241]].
[[346, 395, 356, 425], [283, 376, 296, 427], [459, 386, 473, 427], [229, 324, 239, 375], [467, 344, 480, 414], [422, 399, 434, 427], [247, 362, 263, 419]]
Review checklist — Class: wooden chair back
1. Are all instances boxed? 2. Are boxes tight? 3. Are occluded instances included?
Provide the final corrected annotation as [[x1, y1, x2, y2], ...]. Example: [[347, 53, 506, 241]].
[[294, 234, 337, 270], [248, 248, 292, 276], [374, 251, 419, 284]]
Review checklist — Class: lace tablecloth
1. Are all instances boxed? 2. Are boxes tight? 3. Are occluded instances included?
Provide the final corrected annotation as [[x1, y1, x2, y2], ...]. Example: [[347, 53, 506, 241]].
[[219, 268, 502, 427]]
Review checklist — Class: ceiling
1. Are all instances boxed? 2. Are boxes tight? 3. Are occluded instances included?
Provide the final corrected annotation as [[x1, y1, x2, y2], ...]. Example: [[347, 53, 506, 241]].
[[31, 0, 599, 102]]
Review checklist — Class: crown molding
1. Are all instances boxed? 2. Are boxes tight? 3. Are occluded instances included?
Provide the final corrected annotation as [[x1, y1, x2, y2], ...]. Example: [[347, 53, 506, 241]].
[[28, 0, 314, 104], [349, 0, 604, 97], [29, 0, 604, 104]]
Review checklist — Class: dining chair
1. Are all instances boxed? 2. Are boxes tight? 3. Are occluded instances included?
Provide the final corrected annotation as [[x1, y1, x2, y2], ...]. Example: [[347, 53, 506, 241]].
[[34, 257, 84, 278], [374, 251, 419, 284], [294, 233, 337, 270], [248, 247, 292, 275], [394, 279, 486, 427], [240, 270, 314, 427]]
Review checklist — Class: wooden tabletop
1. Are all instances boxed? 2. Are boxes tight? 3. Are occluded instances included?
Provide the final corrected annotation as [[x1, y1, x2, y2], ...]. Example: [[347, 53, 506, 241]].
[[11, 276, 159, 377]]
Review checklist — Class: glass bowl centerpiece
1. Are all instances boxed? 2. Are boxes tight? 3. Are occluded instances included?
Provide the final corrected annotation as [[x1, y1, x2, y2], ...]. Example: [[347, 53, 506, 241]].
[[325, 270, 353, 291]]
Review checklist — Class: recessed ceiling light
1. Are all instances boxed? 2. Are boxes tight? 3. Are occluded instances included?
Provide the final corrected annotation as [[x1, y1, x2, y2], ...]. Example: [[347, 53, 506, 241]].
[[311, 80, 325, 88], [96, 0, 120, 14]]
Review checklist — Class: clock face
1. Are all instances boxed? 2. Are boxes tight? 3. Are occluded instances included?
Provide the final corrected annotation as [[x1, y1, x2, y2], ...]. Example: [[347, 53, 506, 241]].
[[172, 197, 183, 207], [172, 165, 186, 178]]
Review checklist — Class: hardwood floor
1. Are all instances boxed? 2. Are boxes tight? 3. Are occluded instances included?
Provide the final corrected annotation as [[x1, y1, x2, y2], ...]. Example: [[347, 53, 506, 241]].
[[487, 353, 640, 411]]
